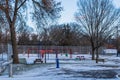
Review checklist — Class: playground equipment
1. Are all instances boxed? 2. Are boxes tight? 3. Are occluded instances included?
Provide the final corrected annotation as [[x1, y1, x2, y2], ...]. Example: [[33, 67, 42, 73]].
[[27, 48, 39, 58], [27, 48, 73, 63], [27, 48, 42, 63], [56, 58, 59, 68], [54, 48, 72, 59], [76, 56, 85, 60], [27, 48, 54, 63], [27, 48, 72, 58]]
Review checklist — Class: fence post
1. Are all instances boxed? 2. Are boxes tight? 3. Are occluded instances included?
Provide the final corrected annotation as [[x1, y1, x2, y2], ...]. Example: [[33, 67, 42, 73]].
[[8, 43, 13, 77]]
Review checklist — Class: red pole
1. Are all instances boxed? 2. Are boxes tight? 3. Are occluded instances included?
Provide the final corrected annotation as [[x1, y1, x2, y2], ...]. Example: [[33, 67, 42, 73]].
[[28, 49, 30, 58], [41, 50, 44, 58]]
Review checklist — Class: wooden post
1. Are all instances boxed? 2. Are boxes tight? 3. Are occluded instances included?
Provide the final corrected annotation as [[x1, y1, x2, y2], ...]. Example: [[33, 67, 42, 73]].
[[8, 43, 13, 77]]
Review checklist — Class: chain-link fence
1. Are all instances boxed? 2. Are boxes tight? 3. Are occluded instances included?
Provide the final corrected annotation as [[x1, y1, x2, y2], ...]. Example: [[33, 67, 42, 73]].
[[0, 44, 8, 61], [17, 45, 105, 54]]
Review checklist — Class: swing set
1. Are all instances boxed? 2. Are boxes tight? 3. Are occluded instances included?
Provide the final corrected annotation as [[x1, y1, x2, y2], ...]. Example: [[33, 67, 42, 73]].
[[27, 48, 73, 63], [27, 48, 54, 58], [54, 48, 72, 59]]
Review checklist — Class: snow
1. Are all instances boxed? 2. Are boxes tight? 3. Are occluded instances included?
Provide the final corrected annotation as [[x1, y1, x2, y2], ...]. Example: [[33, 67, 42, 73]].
[[18, 53, 92, 64], [103, 49, 117, 54], [0, 53, 120, 80]]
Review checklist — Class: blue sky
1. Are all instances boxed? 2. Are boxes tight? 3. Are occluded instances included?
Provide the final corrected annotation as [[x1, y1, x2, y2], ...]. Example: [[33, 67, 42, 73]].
[[58, 0, 120, 24]]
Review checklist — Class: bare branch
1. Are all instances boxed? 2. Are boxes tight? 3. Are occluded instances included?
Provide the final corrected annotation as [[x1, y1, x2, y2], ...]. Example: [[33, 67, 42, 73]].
[[17, 0, 27, 10], [0, 5, 6, 12], [75, 0, 120, 60]]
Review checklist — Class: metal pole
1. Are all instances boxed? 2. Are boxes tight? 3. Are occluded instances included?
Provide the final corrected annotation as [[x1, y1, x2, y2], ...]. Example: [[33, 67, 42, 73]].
[[56, 49, 59, 68], [45, 47, 46, 63], [9, 63, 13, 77]]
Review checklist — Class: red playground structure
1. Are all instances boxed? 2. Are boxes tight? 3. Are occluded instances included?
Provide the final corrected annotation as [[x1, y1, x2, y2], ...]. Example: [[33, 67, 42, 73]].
[[27, 48, 73, 63]]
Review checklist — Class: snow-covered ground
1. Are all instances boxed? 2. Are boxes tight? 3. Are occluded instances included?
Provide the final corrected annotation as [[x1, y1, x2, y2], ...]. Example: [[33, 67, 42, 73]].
[[0, 53, 120, 80], [19, 53, 93, 64]]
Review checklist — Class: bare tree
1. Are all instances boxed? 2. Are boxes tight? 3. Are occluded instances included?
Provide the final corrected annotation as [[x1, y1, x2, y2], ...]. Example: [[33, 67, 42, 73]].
[[18, 32, 30, 45], [0, 0, 27, 63], [49, 23, 82, 46], [31, 0, 62, 63], [75, 0, 120, 60], [17, 24, 33, 45], [30, 33, 39, 43], [32, 0, 62, 41]]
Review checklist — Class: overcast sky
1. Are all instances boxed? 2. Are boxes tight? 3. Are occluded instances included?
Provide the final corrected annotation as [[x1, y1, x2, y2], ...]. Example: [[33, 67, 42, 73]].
[[27, 0, 120, 28], [58, 0, 120, 24]]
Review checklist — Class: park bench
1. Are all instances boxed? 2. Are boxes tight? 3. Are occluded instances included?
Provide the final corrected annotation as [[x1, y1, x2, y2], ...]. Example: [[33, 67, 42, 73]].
[[76, 56, 85, 60], [34, 59, 43, 64]]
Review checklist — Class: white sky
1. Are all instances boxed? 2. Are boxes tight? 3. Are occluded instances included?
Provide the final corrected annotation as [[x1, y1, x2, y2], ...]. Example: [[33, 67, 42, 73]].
[[57, 0, 78, 24], [27, 0, 120, 28], [113, 0, 120, 8]]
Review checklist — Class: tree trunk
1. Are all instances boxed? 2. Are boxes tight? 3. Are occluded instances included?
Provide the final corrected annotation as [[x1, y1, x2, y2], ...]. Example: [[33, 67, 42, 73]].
[[96, 48, 99, 63], [10, 23, 19, 64], [92, 48, 95, 60], [91, 40, 95, 60]]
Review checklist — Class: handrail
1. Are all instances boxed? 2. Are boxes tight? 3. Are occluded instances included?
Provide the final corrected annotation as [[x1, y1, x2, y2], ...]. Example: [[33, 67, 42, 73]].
[[0, 60, 12, 67]]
